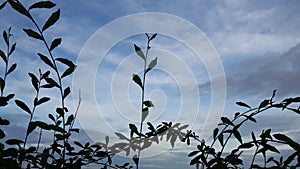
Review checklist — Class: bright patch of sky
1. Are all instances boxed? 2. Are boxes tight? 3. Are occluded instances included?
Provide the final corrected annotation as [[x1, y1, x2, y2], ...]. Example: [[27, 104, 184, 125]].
[[1, 0, 300, 168]]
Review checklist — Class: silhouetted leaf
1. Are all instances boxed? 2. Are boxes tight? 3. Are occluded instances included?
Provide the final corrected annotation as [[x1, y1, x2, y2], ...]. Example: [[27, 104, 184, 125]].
[[48, 114, 55, 122], [273, 133, 300, 151], [56, 107, 64, 117], [49, 38, 61, 51], [27, 121, 38, 135], [23, 29, 43, 40], [0, 117, 10, 126], [258, 99, 269, 110], [65, 114, 74, 126], [28, 73, 39, 91], [63, 87, 70, 99], [233, 129, 243, 144], [134, 44, 145, 60], [149, 33, 157, 41], [0, 49, 7, 63], [146, 57, 157, 73], [6, 139, 24, 145], [15, 100, 31, 114], [142, 107, 149, 122], [247, 115, 257, 123], [37, 97, 50, 106], [8, 43, 16, 55], [29, 1, 56, 10], [132, 74, 143, 88], [7, 0, 30, 18], [221, 117, 234, 126], [0, 1, 7, 11], [132, 154, 139, 166], [218, 133, 224, 146], [236, 101, 251, 109], [213, 128, 219, 140], [61, 66, 76, 78], [0, 77, 5, 93], [42, 9, 60, 31], [129, 123, 138, 137], [238, 142, 254, 149], [56, 58, 75, 67], [143, 100, 154, 107], [6, 63, 17, 76], [38, 53, 55, 69]]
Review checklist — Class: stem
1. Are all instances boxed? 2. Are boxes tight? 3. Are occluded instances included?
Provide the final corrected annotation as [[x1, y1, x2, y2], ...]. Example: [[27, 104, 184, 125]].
[[136, 36, 151, 169]]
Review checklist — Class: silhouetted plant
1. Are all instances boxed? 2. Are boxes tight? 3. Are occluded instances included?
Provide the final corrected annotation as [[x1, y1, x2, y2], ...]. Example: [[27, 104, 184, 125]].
[[0, 1, 300, 169]]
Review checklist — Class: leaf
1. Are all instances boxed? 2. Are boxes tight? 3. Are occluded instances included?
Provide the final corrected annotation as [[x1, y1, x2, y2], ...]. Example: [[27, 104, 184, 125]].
[[37, 97, 50, 106], [115, 132, 129, 140], [238, 143, 254, 149], [258, 99, 269, 110], [50, 38, 62, 51], [143, 100, 154, 107], [42, 9, 60, 31], [44, 77, 59, 88], [61, 66, 76, 78], [146, 57, 157, 73], [56, 58, 75, 67], [38, 53, 55, 69], [6, 63, 17, 76], [63, 87, 70, 99], [236, 101, 251, 109], [48, 114, 55, 122], [65, 114, 74, 126], [132, 74, 143, 88], [7, 0, 30, 18], [213, 128, 219, 140], [218, 133, 224, 146], [8, 43, 16, 55], [3, 30, 8, 46], [221, 116, 234, 126], [129, 123, 138, 137], [29, 1, 56, 10], [23, 29, 43, 40], [6, 139, 24, 145], [142, 107, 149, 122], [134, 44, 145, 60], [15, 100, 31, 115], [28, 73, 39, 91], [27, 121, 38, 135], [273, 133, 300, 151], [0, 77, 5, 93], [0, 1, 7, 11], [0, 49, 7, 63], [132, 154, 139, 166], [149, 33, 157, 41], [233, 129, 243, 144]]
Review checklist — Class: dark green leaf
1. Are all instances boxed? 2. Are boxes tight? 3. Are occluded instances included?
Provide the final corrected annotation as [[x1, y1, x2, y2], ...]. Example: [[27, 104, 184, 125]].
[[0, 49, 7, 63], [7, 0, 30, 18], [37, 97, 50, 105], [63, 87, 70, 99], [8, 43, 16, 55], [15, 100, 31, 114], [0, 1, 7, 11], [258, 99, 269, 110], [132, 74, 143, 88], [29, 1, 56, 10], [61, 66, 76, 78], [236, 101, 251, 109], [42, 9, 60, 31], [23, 29, 43, 40], [6, 63, 17, 76], [142, 107, 149, 122], [143, 100, 154, 107], [38, 53, 55, 69], [132, 154, 139, 166], [147, 57, 157, 72], [134, 44, 145, 60], [50, 38, 61, 51], [221, 116, 234, 126], [56, 58, 75, 68]]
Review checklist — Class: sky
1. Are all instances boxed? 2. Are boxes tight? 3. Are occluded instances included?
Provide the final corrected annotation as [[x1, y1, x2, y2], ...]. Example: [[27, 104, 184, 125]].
[[1, 0, 300, 168]]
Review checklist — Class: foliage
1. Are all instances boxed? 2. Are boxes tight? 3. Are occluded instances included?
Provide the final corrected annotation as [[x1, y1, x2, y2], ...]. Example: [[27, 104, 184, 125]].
[[0, 0, 299, 169]]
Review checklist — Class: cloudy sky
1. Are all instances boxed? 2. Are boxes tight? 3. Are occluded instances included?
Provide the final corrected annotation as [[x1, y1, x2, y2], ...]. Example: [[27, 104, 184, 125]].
[[1, 0, 300, 168]]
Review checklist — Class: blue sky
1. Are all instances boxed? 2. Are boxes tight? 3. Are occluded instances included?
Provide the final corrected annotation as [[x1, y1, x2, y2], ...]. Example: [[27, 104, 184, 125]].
[[1, 0, 300, 168]]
